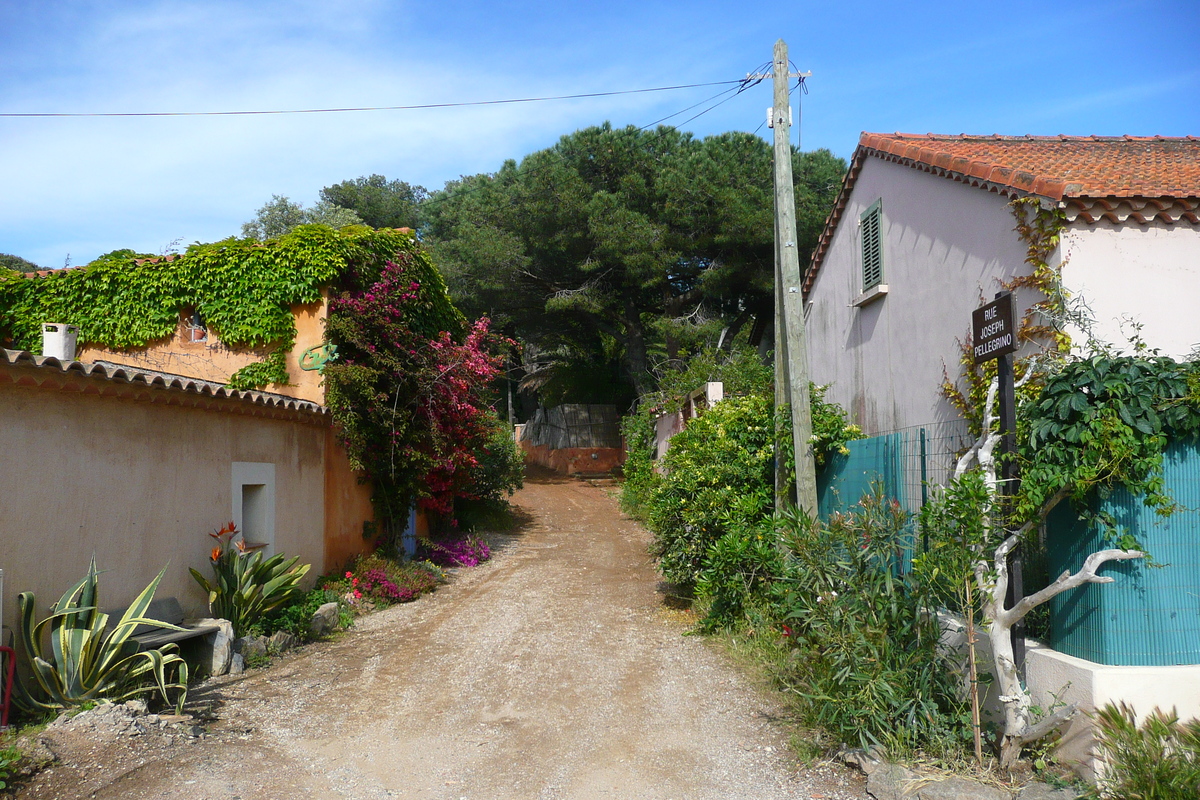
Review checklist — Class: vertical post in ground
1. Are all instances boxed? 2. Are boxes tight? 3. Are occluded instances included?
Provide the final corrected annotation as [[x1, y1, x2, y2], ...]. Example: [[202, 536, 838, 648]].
[[771, 38, 818, 515]]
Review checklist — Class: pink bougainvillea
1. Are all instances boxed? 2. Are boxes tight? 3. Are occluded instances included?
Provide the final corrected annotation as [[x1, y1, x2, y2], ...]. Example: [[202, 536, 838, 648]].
[[325, 253, 515, 533]]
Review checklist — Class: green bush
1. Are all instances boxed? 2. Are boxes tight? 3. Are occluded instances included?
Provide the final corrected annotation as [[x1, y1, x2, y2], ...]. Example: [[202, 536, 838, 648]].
[[648, 394, 775, 585], [695, 518, 784, 631], [189, 522, 311, 637], [620, 345, 772, 518], [259, 586, 349, 641], [1087, 702, 1200, 799], [455, 411, 525, 530], [773, 496, 968, 754]]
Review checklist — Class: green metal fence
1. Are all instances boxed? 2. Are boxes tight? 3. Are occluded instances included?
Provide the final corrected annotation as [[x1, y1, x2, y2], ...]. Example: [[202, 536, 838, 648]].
[[1046, 437, 1200, 666], [818, 421, 1200, 667], [816, 419, 974, 520]]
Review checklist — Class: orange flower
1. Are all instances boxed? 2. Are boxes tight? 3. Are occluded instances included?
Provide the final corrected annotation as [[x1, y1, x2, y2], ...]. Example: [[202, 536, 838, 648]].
[[211, 546, 221, 561]]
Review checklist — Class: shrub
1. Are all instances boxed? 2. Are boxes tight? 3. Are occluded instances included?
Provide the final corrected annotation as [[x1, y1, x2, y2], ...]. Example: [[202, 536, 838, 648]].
[[647, 394, 775, 585], [14, 557, 188, 714], [259, 586, 349, 640], [1087, 702, 1200, 799], [620, 345, 771, 518], [695, 518, 785, 631], [772, 497, 968, 754], [189, 522, 311, 637], [454, 411, 524, 530]]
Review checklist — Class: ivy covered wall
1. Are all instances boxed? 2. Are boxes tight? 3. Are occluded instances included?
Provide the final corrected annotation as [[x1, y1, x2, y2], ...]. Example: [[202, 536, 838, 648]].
[[0, 225, 460, 391]]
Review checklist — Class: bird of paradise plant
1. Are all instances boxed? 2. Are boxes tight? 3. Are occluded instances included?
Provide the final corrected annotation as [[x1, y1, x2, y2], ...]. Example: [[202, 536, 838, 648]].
[[15, 556, 189, 713], [189, 522, 310, 637]]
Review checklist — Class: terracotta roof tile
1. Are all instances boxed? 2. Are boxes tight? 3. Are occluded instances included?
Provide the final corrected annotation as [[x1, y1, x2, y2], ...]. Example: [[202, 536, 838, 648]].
[[804, 133, 1200, 294], [0, 348, 327, 416], [858, 133, 1200, 200]]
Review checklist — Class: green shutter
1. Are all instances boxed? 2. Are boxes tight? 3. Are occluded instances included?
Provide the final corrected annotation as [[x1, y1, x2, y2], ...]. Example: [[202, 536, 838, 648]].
[[861, 200, 883, 290]]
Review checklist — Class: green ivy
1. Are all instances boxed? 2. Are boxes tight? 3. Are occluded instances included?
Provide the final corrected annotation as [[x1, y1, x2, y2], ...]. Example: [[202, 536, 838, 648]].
[[0, 225, 444, 390], [1018, 353, 1200, 532]]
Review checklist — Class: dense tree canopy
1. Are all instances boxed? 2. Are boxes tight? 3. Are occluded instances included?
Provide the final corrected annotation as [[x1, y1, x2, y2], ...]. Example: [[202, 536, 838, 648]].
[[422, 123, 845, 402], [241, 195, 363, 240], [0, 253, 40, 272], [321, 174, 427, 230]]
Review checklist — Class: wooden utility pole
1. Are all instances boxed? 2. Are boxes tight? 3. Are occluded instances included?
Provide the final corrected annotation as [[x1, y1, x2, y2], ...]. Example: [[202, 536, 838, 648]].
[[770, 39, 818, 514]]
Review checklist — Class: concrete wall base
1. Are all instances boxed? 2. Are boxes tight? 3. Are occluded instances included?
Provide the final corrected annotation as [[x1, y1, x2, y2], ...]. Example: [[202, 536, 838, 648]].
[[938, 611, 1200, 781]]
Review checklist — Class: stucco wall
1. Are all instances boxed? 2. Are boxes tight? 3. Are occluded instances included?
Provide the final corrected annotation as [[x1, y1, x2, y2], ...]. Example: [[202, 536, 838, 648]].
[[0, 378, 329, 638], [806, 158, 1038, 435], [78, 297, 329, 404], [1058, 222, 1200, 359], [323, 425, 376, 571]]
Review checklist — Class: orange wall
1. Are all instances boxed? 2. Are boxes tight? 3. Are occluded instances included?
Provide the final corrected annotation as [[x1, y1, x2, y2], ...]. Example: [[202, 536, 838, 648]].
[[520, 441, 625, 475], [323, 425, 376, 572], [78, 296, 329, 404]]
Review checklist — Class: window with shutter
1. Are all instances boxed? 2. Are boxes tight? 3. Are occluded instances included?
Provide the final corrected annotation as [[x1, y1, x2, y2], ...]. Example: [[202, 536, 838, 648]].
[[860, 199, 883, 290]]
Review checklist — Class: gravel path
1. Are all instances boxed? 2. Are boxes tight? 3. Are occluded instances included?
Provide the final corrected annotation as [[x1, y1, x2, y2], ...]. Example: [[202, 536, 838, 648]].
[[18, 468, 867, 800]]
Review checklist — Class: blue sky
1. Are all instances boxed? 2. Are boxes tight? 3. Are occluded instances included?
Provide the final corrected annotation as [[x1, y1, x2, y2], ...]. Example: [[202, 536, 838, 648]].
[[1, 0, 1197, 268]]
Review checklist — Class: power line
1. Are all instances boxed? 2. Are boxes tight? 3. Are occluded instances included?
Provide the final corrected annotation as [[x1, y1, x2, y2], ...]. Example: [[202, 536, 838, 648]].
[[421, 75, 764, 213], [0, 79, 746, 119]]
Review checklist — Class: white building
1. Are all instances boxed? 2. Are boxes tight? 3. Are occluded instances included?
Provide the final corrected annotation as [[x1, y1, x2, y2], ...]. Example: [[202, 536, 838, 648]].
[[804, 133, 1200, 435]]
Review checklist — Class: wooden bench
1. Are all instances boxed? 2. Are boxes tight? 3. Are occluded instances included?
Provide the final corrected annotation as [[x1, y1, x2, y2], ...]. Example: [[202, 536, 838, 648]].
[[107, 597, 221, 652]]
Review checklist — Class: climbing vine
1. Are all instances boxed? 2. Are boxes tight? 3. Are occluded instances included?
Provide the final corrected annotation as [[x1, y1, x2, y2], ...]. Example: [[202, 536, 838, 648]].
[[940, 197, 1071, 435], [0, 225, 427, 389]]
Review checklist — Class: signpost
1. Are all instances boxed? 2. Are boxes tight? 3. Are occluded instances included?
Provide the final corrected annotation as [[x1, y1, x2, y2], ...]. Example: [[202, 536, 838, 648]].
[[971, 292, 1017, 365], [972, 290, 1024, 679]]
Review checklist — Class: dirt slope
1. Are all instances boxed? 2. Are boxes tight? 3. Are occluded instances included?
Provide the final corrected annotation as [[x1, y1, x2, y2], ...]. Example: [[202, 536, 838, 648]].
[[18, 468, 865, 800]]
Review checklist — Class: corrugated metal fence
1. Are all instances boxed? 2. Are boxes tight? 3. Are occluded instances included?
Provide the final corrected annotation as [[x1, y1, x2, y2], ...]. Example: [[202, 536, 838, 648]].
[[1047, 437, 1200, 666], [818, 422, 1200, 666]]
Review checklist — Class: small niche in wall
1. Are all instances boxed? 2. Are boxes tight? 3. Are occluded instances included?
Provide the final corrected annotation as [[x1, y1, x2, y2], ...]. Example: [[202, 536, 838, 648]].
[[232, 462, 275, 557]]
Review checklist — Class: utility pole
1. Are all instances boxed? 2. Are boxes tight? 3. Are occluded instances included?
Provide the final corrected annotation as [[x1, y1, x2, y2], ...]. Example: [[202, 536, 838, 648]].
[[767, 38, 818, 514]]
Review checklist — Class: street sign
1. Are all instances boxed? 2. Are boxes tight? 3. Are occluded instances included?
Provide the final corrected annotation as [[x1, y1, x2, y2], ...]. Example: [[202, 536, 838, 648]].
[[971, 292, 1016, 365]]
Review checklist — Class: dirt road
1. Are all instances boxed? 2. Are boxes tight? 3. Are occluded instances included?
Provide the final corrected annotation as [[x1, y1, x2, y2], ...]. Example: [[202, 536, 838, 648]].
[[19, 469, 865, 800]]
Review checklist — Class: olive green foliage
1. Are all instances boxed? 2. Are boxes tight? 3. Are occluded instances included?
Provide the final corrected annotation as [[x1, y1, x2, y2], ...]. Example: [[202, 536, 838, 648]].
[[620, 345, 771, 515], [321, 174, 427, 230], [694, 498, 969, 754], [623, 347, 862, 586], [0, 253, 39, 272], [14, 557, 188, 714], [694, 518, 783, 630], [914, 469, 993, 614], [648, 394, 776, 585], [258, 585, 350, 641], [1086, 703, 1200, 799], [241, 195, 364, 240], [0, 226, 428, 390], [454, 411, 525, 529], [189, 523, 311, 638], [771, 499, 968, 753]]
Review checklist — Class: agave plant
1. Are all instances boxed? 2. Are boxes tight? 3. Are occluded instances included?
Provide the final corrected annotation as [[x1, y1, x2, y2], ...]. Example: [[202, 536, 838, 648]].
[[15, 557, 189, 714], [189, 522, 310, 637]]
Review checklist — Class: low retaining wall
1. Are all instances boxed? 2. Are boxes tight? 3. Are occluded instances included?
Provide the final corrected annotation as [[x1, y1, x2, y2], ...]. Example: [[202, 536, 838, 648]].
[[938, 611, 1200, 781], [520, 441, 625, 476]]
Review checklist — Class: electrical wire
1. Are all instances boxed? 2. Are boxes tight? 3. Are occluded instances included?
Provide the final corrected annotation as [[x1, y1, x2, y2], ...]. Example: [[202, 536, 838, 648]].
[[420, 70, 767, 213], [0, 79, 746, 118]]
